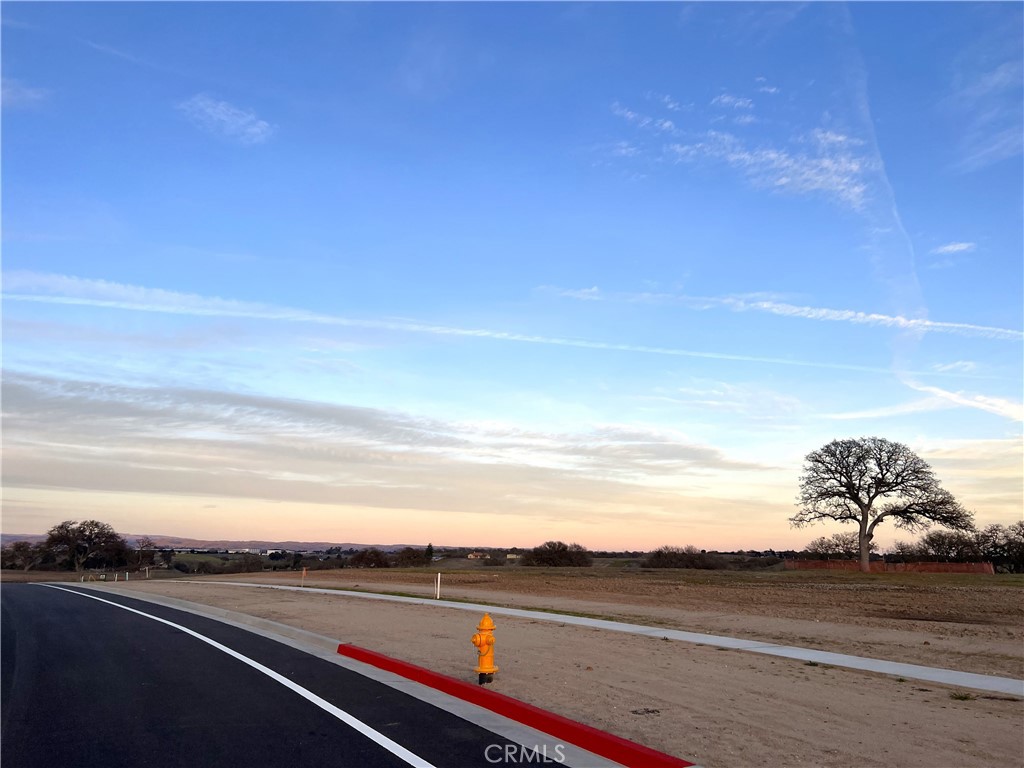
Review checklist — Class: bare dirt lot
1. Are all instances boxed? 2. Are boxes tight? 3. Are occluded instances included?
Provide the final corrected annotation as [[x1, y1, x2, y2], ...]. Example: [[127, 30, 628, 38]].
[[13, 566, 1024, 767]]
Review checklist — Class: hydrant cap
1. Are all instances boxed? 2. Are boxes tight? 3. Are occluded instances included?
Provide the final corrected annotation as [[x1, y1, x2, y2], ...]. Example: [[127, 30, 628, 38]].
[[477, 613, 496, 631]]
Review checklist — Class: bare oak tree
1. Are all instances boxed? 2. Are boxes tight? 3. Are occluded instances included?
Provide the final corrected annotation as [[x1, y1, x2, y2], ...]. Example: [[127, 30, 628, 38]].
[[792, 437, 973, 572]]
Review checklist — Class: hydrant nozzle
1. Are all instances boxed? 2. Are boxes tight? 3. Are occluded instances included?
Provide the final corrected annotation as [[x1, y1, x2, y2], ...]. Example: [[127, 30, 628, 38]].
[[471, 612, 498, 685]]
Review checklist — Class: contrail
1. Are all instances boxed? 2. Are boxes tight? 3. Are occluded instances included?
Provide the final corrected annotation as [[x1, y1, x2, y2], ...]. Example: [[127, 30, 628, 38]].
[[3, 291, 936, 376]]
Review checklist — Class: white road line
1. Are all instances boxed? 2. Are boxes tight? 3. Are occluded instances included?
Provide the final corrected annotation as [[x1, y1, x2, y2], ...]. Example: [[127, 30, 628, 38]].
[[40, 584, 437, 768]]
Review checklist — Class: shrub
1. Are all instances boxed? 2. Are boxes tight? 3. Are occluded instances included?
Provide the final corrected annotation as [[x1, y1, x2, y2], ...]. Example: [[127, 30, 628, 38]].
[[643, 545, 727, 570], [349, 548, 390, 568], [521, 541, 593, 567]]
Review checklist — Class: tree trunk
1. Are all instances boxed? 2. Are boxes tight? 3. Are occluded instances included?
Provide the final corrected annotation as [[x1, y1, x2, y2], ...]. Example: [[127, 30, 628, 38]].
[[859, 523, 872, 573]]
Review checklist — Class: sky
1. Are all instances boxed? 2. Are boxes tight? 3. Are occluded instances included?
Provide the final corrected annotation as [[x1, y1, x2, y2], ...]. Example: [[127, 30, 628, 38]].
[[2, 2, 1021, 551]]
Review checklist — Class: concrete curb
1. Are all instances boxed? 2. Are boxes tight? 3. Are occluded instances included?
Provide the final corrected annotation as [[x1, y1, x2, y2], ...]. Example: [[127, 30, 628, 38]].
[[337, 642, 696, 768]]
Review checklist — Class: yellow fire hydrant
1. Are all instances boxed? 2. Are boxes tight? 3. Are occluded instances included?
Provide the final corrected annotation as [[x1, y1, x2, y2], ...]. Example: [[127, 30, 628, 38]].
[[471, 613, 498, 685]]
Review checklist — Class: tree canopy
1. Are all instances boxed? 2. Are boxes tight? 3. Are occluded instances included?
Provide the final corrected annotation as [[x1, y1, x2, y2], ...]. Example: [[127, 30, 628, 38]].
[[792, 437, 973, 571], [45, 520, 129, 572]]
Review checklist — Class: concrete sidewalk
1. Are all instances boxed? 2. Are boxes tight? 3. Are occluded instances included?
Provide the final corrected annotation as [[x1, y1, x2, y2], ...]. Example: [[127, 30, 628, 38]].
[[191, 580, 1024, 698]]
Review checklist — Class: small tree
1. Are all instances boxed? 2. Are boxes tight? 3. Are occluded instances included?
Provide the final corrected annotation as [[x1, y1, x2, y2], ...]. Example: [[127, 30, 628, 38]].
[[134, 537, 157, 568], [792, 437, 973, 573], [889, 540, 924, 562], [804, 532, 875, 560], [917, 529, 981, 562], [1, 541, 49, 571], [1003, 520, 1024, 571]]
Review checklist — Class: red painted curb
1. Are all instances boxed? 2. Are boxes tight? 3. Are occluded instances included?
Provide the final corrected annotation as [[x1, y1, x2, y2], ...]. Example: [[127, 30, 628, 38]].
[[337, 643, 695, 768]]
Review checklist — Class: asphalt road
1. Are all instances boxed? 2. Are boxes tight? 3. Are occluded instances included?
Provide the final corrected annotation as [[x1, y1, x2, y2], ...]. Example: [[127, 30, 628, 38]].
[[0, 584, 561, 768]]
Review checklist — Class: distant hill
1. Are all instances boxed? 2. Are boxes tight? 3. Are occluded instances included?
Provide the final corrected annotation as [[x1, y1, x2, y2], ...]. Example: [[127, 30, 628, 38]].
[[0, 534, 46, 546], [0, 532, 439, 552], [124, 535, 378, 551]]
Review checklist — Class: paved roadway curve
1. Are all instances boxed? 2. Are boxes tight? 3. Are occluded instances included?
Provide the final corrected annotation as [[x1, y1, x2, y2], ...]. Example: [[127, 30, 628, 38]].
[[1, 584, 562, 768]]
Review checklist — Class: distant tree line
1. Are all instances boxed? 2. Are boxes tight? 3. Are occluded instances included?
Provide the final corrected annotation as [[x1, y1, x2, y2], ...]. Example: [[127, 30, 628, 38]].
[[8, 521, 1021, 575], [888, 522, 1024, 571], [799, 522, 1024, 571]]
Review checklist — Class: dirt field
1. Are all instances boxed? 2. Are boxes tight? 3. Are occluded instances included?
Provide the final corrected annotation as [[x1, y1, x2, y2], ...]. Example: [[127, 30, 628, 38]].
[[10, 566, 1024, 767]]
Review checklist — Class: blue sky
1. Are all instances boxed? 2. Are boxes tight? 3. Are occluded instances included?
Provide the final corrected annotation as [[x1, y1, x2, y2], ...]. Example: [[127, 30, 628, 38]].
[[3, 3, 1021, 550]]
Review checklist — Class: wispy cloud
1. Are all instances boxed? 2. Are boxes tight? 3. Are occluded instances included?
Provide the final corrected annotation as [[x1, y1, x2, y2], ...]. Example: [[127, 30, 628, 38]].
[[610, 102, 678, 135], [558, 286, 602, 300], [646, 91, 684, 111], [2, 372, 771, 524], [710, 93, 753, 109], [901, 379, 1024, 422], [666, 129, 870, 209], [86, 40, 147, 65], [917, 436, 1023, 515], [717, 296, 1021, 341], [928, 241, 977, 270], [932, 361, 977, 374], [612, 102, 652, 128], [930, 242, 976, 255], [83, 38, 210, 83], [1, 78, 49, 108], [950, 37, 1023, 171], [648, 381, 802, 422], [821, 397, 955, 421], [3, 271, 922, 376], [1, 17, 39, 30], [608, 141, 640, 158], [611, 69, 871, 210], [176, 93, 274, 145], [546, 285, 1023, 342]]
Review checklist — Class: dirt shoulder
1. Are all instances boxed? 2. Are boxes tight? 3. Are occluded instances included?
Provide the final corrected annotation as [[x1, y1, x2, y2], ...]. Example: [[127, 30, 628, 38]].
[[98, 569, 1023, 768], [195, 567, 1024, 678]]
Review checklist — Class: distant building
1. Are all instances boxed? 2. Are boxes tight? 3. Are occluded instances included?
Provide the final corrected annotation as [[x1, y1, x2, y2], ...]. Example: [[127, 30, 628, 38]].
[[467, 552, 487, 559], [505, 553, 521, 560]]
